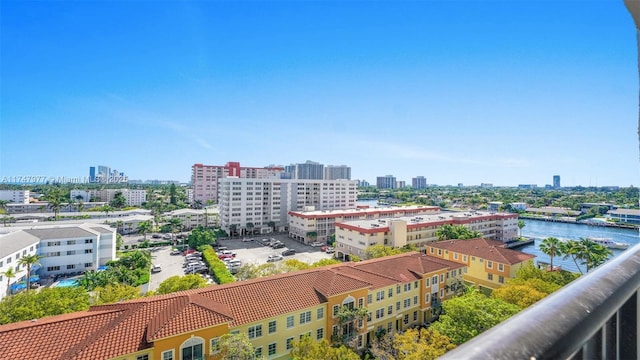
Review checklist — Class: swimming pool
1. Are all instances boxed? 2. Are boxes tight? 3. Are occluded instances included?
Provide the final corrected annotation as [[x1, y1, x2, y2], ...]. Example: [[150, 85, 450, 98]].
[[53, 278, 79, 288]]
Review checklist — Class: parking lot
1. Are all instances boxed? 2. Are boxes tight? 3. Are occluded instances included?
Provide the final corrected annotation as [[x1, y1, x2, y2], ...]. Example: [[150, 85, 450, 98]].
[[146, 233, 334, 291]]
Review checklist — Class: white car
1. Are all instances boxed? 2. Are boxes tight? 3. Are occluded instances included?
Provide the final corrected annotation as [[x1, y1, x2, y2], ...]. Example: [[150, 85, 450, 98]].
[[310, 242, 324, 247], [267, 254, 283, 262]]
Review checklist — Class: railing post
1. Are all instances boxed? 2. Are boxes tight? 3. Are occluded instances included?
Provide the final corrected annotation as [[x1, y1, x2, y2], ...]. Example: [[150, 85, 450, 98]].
[[618, 291, 638, 360]]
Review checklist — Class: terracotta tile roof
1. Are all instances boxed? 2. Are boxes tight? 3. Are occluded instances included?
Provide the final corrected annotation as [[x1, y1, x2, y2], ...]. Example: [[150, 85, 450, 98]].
[[0, 252, 469, 360], [428, 238, 536, 265]]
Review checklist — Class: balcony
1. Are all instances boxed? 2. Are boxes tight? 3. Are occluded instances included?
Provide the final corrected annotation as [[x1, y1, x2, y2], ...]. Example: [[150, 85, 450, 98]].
[[439, 242, 640, 360]]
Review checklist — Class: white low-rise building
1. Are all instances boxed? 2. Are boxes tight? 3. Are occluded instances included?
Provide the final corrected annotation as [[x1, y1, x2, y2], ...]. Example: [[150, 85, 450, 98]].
[[288, 205, 441, 244], [70, 189, 147, 206], [0, 190, 30, 204], [334, 211, 519, 260], [0, 223, 116, 300], [163, 208, 218, 230]]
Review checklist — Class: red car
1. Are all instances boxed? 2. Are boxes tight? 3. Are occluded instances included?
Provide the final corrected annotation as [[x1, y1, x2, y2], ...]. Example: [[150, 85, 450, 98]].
[[218, 254, 234, 260], [183, 249, 197, 256], [321, 246, 328, 252]]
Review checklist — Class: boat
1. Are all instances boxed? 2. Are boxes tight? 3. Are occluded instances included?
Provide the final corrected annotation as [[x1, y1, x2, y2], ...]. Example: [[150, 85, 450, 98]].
[[587, 237, 629, 250]]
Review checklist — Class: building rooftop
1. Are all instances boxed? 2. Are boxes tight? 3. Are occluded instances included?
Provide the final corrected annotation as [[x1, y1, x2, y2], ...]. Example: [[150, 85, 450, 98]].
[[0, 231, 40, 258], [428, 238, 536, 265], [289, 205, 440, 219]]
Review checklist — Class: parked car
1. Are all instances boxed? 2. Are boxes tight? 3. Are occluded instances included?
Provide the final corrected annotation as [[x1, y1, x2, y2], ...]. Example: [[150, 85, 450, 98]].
[[184, 249, 198, 256], [152, 234, 161, 239], [271, 243, 285, 249], [282, 249, 296, 256], [185, 266, 209, 274], [218, 250, 236, 257], [325, 247, 335, 254], [241, 238, 252, 242], [151, 265, 162, 273], [321, 245, 328, 252], [218, 254, 234, 260], [163, 234, 172, 239], [259, 239, 271, 246], [170, 249, 182, 255], [267, 254, 283, 262], [227, 259, 242, 267], [310, 242, 324, 247]]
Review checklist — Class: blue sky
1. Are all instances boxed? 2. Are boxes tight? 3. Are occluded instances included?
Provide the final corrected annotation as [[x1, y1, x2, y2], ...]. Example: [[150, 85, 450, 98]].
[[1, 1, 638, 187]]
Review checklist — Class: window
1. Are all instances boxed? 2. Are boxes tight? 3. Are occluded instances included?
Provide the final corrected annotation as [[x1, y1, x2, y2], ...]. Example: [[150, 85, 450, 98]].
[[268, 343, 277, 356], [248, 324, 262, 339], [316, 328, 324, 340], [499, 276, 505, 284], [332, 305, 339, 317], [440, 289, 444, 298], [488, 273, 494, 281], [180, 337, 204, 360], [404, 314, 409, 324], [387, 322, 393, 333], [210, 337, 220, 354], [84, 249, 93, 254], [317, 307, 324, 320], [414, 281, 418, 289], [396, 301, 400, 311], [161, 350, 174, 360], [286, 337, 294, 350], [387, 305, 393, 315], [84, 262, 92, 268], [376, 308, 384, 319], [454, 253, 458, 260], [487, 261, 493, 269], [67, 264, 75, 270], [255, 347, 263, 359], [358, 297, 364, 307], [47, 266, 60, 272], [376, 290, 385, 301], [367, 294, 372, 303], [414, 296, 418, 305], [425, 293, 430, 303], [388, 288, 393, 298], [287, 315, 294, 328], [498, 263, 504, 272], [85, 239, 93, 244], [404, 283, 411, 292], [425, 278, 430, 287], [432, 275, 438, 285], [413, 311, 418, 321], [440, 274, 444, 283], [136, 355, 149, 360], [268, 320, 277, 334], [437, 249, 442, 256], [300, 311, 311, 324], [404, 298, 411, 308], [67, 240, 76, 245]]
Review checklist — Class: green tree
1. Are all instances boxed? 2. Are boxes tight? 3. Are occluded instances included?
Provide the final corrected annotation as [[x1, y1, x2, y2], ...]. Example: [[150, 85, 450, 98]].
[[538, 237, 563, 271], [580, 238, 613, 272], [364, 244, 403, 259], [168, 217, 183, 241], [188, 227, 216, 249], [290, 335, 359, 360], [17, 254, 42, 291], [491, 283, 548, 309], [110, 191, 127, 209], [370, 328, 457, 360], [93, 284, 141, 304], [311, 258, 341, 267], [1, 267, 16, 296], [157, 275, 207, 294], [218, 332, 256, 360], [137, 220, 152, 240], [45, 187, 66, 220], [430, 288, 520, 344], [1, 216, 14, 227], [169, 183, 178, 205], [102, 204, 114, 221], [0, 287, 90, 324]]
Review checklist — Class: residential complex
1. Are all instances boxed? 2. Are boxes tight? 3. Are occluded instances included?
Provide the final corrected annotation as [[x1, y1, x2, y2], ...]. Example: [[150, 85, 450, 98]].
[[191, 162, 285, 204], [164, 208, 219, 230], [0, 223, 117, 300], [607, 208, 640, 225], [0, 252, 465, 360], [426, 238, 535, 293], [218, 178, 358, 236], [70, 189, 147, 206], [324, 165, 351, 180], [288, 205, 441, 244], [334, 211, 519, 260], [0, 189, 30, 204]]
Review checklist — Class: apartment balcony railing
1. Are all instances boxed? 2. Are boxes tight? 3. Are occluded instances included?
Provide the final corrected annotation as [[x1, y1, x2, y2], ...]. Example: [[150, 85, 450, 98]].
[[439, 242, 640, 360]]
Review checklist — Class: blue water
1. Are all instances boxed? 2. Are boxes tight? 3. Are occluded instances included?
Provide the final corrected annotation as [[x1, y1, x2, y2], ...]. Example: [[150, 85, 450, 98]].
[[519, 220, 639, 273], [54, 278, 79, 288]]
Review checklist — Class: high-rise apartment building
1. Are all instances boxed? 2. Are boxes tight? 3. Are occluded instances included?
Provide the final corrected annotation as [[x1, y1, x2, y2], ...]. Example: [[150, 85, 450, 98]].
[[553, 175, 561, 188], [89, 167, 96, 183], [191, 162, 284, 203], [217, 177, 357, 235], [0, 190, 30, 204], [412, 176, 427, 189], [396, 180, 406, 189], [376, 175, 397, 189], [324, 165, 351, 180], [294, 160, 324, 180]]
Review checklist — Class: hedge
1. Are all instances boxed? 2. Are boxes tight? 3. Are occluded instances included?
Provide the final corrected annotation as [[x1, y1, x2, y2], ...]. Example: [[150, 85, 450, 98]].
[[200, 245, 235, 284]]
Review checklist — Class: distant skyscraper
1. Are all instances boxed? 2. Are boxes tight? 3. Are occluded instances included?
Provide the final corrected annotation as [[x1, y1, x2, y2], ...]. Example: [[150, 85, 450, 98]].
[[89, 167, 96, 183], [396, 181, 406, 188], [295, 160, 324, 180], [324, 165, 351, 180], [412, 176, 427, 189], [376, 175, 397, 189], [553, 175, 561, 188]]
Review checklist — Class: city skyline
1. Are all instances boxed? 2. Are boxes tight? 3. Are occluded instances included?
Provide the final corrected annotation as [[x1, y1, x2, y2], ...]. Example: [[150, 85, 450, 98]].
[[1, 1, 637, 187]]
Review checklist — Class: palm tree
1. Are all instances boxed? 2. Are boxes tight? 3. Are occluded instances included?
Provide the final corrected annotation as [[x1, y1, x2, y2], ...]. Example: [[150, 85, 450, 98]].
[[517, 220, 526, 237], [168, 217, 182, 241], [436, 224, 457, 240], [2, 266, 16, 296], [539, 237, 562, 271], [18, 254, 42, 291], [137, 220, 152, 240], [561, 240, 588, 275], [581, 238, 613, 272], [102, 204, 114, 222], [2, 216, 14, 227]]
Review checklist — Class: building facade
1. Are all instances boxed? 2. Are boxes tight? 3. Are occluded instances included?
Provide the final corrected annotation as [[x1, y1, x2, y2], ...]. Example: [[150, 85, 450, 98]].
[[0, 252, 465, 360], [0, 190, 30, 204], [288, 205, 441, 244], [71, 189, 147, 206], [0, 223, 116, 300], [425, 238, 535, 293], [334, 211, 519, 260], [293, 160, 324, 180], [412, 176, 427, 189], [376, 175, 396, 189], [218, 178, 358, 236], [324, 165, 351, 180], [191, 162, 285, 204], [553, 175, 561, 188]]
